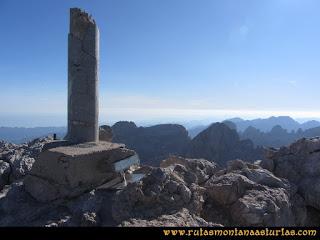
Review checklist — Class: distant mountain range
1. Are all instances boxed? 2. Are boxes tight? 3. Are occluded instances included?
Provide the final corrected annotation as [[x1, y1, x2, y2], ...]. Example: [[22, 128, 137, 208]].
[[228, 116, 320, 132], [241, 125, 320, 148], [112, 121, 263, 166], [188, 116, 320, 138], [0, 121, 263, 167], [2, 116, 320, 150]]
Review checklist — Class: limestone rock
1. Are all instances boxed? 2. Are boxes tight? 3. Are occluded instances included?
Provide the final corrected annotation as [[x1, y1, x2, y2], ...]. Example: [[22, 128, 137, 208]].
[[0, 137, 54, 185], [0, 182, 59, 226], [160, 155, 221, 184], [1, 133, 318, 227], [299, 177, 320, 210], [230, 188, 292, 226], [111, 167, 204, 223], [204, 159, 296, 226], [259, 155, 274, 172], [80, 212, 99, 226], [24, 142, 137, 202], [10, 156, 35, 181], [0, 152, 312, 226], [111, 156, 302, 226], [227, 159, 289, 190], [264, 137, 320, 217], [205, 173, 257, 206], [291, 193, 307, 226], [120, 208, 220, 227], [0, 160, 10, 189], [0, 181, 117, 226]]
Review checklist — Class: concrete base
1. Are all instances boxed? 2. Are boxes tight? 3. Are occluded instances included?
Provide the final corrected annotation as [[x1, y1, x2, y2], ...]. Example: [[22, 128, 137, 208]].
[[42, 140, 71, 151], [24, 142, 139, 202]]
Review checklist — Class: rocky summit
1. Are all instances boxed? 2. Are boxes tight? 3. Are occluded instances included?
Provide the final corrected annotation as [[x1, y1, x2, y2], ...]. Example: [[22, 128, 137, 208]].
[[0, 136, 319, 226]]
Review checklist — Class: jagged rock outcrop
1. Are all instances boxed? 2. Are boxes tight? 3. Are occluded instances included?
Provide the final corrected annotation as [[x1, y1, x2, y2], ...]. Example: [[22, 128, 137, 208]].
[[120, 208, 220, 227], [112, 157, 300, 227], [111, 167, 206, 223], [261, 137, 320, 224], [160, 156, 221, 184], [0, 137, 54, 191], [203, 159, 295, 226], [0, 137, 318, 227], [0, 181, 117, 226], [112, 121, 190, 166], [187, 123, 264, 166]]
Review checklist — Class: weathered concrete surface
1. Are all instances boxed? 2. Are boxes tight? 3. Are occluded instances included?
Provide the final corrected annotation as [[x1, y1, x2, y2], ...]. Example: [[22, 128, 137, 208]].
[[42, 140, 71, 151], [24, 142, 137, 202], [67, 8, 99, 143]]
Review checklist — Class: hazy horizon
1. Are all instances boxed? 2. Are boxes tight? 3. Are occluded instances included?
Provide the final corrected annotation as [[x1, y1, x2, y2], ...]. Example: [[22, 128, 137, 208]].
[[1, 111, 320, 128], [1, 0, 320, 127]]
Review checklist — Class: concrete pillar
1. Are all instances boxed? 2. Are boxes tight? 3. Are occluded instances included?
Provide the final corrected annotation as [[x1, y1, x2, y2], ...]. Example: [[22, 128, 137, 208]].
[[67, 8, 99, 143]]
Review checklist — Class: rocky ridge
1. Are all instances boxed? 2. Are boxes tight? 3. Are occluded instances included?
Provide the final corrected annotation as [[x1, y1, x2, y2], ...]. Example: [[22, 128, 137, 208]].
[[112, 122, 190, 166], [0, 136, 53, 189], [112, 121, 264, 167], [0, 136, 319, 226]]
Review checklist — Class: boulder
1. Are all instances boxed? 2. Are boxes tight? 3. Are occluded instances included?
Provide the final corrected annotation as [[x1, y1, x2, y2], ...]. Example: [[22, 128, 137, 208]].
[[263, 137, 320, 218], [160, 155, 220, 184], [10, 156, 35, 181], [112, 167, 204, 223], [204, 159, 296, 226], [227, 159, 289, 190], [230, 188, 292, 226], [204, 173, 256, 206]]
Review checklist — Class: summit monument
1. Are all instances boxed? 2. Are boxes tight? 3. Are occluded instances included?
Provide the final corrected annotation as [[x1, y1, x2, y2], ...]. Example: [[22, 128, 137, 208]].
[[24, 8, 140, 202], [67, 8, 99, 143]]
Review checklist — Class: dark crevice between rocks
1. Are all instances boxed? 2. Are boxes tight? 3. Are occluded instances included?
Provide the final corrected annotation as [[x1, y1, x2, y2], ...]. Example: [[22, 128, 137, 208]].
[[305, 206, 320, 226], [309, 149, 320, 154], [200, 200, 231, 226], [5, 162, 12, 187]]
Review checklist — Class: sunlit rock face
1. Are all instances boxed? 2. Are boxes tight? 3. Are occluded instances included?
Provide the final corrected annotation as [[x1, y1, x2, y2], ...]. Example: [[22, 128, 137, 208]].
[[262, 137, 320, 225], [186, 122, 264, 166]]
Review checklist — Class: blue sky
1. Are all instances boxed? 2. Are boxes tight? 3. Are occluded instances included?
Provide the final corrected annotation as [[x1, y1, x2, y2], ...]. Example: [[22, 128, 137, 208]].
[[1, 0, 320, 126]]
